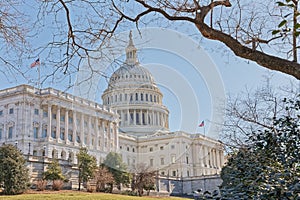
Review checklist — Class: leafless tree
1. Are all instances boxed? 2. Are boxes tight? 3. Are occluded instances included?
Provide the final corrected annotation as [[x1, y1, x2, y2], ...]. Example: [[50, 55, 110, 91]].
[[0, 0, 31, 82], [2, 0, 300, 90], [222, 78, 299, 149], [93, 166, 115, 192], [131, 163, 156, 196], [38, 0, 300, 80]]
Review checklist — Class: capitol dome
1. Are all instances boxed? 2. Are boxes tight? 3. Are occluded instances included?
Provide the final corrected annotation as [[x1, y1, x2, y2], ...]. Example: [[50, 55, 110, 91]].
[[108, 63, 156, 88], [102, 32, 169, 136]]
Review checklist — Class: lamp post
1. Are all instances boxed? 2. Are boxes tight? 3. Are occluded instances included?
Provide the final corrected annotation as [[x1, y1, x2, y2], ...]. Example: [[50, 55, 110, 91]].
[[43, 145, 46, 173]]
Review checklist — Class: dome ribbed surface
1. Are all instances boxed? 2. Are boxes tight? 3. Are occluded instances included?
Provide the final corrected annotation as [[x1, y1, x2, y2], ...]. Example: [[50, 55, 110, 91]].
[[109, 64, 155, 87]]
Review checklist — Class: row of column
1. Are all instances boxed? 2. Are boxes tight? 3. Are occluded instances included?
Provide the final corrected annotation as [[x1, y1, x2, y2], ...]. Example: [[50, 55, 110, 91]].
[[192, 144, 223, 169], [119, 109, 168, 128], [45, 104, 117, 152], [106, 92, 162, 105]]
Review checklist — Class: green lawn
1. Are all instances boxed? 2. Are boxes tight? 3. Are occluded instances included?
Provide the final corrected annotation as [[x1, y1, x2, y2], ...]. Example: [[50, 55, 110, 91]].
[[0, 192, 189, 200]]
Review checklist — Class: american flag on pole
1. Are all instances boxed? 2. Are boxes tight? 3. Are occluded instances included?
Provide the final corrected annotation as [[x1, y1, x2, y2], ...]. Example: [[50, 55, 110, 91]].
[[30, 58, 40, 68], [198, 120, 204, 127]]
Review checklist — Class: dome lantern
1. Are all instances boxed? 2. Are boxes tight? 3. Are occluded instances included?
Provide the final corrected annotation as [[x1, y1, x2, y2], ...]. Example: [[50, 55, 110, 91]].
[[125, 31, 138, 65]]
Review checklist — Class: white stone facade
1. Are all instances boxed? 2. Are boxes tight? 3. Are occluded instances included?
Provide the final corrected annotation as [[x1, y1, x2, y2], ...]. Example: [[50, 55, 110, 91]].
[[119, 131, 224, 177], [0, 32, 225, 192], [0, 85, 119, 164], [103, 32, 225, 177]]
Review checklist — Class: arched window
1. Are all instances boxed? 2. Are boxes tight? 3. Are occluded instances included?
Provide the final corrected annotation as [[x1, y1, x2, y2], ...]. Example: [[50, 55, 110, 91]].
[[61, 150, 66, 160], [135, 93, 138, 101]]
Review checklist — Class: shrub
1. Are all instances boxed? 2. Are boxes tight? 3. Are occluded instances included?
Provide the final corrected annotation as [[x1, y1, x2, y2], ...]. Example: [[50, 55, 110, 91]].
[[52, 180, 64, 191], [86, 182, 96, 193], [36, 179, 47, 191]]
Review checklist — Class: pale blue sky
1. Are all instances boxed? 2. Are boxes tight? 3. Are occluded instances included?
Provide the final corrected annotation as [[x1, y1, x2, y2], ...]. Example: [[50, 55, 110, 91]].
[[0, 2, 298, 140]]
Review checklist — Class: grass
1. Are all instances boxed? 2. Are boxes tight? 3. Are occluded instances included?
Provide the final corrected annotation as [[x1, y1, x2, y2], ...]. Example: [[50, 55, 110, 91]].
[[0, 191, 189, 200]]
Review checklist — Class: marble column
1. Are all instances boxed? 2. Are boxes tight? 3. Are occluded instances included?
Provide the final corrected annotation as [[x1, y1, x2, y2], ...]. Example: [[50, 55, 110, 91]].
[[101, 120, 105, 151], [88, 115, 92, 147], [127, 109, 130, 125], [73, 111, 77, 143], [65, 110, 69, 143], [139, 110, 142, 125], [146, 110, 149, 125], [80, 113, 84, 146], [57, 107, 60, 141], [47, 104, 52, 140], [133, 110, 136, 125]]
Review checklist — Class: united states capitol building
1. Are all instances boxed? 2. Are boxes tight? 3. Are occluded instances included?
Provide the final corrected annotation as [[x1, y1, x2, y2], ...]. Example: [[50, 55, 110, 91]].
[[0, 33, 224, 194]]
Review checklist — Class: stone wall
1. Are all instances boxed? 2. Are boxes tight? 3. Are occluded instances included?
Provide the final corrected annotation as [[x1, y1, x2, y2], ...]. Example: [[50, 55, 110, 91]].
[[156, 175, 222, 195], [26, 155, 222, 195]]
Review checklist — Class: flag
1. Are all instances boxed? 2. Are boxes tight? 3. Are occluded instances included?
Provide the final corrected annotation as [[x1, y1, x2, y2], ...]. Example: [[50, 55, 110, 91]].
[[199, 120, 204, 127], [30, 58, 40, 68]]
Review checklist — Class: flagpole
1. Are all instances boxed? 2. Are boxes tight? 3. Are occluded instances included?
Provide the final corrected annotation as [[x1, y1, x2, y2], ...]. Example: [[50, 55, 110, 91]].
[[38, 60, 41, 90]]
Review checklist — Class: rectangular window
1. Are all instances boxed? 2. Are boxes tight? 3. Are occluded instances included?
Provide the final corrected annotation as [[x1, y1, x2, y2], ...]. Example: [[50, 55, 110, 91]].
[[186, 156, 189, 164], [171, 144, 175, 149], [130, 113, 134, 124], [146, 94, 148, 101], [69, 117, 73, 124], [0, 128, 2, 140], [60, 115, 65, 122], [76, 134, 80, 143], [160, 157, 165, 165], [0, 110, 3, 116], [8, 127, 13, 139], [136, 113, 140, 124], [9, 108, 14, 114], [51, 129, 56, 138], [52, 114, 56, 119], [130, 94, 133, 101], [68, 133, 73, 142], [150, 158, 154, 167], [149, 147, 153, 152], [60, 129, 65, 140], [172, 171, 176, 177], [34, 109, 39, 115], [42, 128, 47, 138], [33, 127, 38, 139], [43, 110, 48, 117]]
